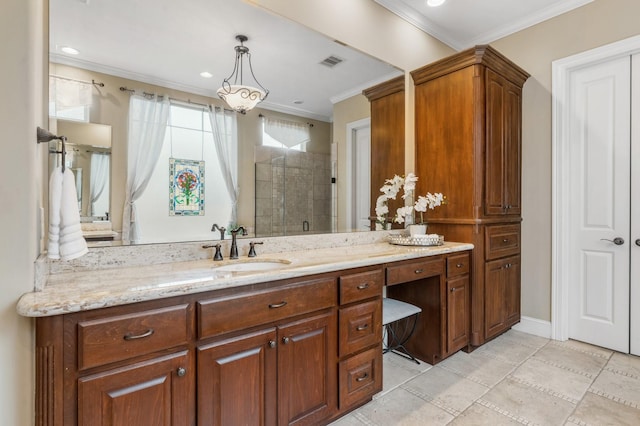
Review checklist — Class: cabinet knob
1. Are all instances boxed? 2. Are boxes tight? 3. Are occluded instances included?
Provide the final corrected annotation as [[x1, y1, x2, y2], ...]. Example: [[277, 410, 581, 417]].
[[176, 367, 186, 377], [268, 340, 276, 348], [356, 283, 370, 290], [282, 337, 290, 344], [456, 263, 463, 268], [414, 269, 424, 274], [503, 238, 509, 243], [450, 287, 456, 292]]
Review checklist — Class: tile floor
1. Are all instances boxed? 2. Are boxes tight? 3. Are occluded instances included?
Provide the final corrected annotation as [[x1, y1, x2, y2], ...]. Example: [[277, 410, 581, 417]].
[[330, 329, 640, 425]]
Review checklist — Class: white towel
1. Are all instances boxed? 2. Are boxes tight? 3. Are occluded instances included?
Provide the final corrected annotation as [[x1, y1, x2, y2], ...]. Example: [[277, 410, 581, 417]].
[[59, 168, 88, 260], [48, 167, 88, 261], [47, 167, 63, 259]]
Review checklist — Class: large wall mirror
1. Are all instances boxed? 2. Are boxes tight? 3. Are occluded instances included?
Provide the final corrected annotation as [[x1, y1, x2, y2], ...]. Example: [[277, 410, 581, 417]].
[[48, 0, 402, 246]]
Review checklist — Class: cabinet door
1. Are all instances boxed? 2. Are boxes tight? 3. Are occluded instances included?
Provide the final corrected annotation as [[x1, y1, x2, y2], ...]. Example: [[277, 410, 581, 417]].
[[447, 275, 469, 355], [277, 311, 337, 426], [197, 328, 277, 426], [484, 69, 522, 216], [78, 350, 194, 426], [485, 255, 521, 339], [504, 256, 521, 327]]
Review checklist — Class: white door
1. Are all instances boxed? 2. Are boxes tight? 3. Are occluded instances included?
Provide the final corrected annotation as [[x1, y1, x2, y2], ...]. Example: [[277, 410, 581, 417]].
[[631, 53, 640, 355], [567, 55, 631, 353], [353, 126, 371, 231]]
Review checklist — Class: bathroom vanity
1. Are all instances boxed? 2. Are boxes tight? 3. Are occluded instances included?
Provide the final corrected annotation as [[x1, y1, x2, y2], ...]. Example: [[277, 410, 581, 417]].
[[19, 238, 473, 425]]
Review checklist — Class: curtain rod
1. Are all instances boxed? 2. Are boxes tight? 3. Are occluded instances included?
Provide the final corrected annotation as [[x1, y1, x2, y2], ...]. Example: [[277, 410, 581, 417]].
[[258, 113, 314, 128], [50, 74, 104, 87], [119, 86, 232, 112]]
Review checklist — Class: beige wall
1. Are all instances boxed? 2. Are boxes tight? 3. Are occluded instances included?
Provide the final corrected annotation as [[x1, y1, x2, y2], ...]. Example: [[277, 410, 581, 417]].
[[1, 0, 44, 424], [48, 64, 331, 236]]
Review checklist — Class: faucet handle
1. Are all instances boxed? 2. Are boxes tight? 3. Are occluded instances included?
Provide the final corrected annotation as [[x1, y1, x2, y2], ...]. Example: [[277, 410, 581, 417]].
[[202, 243, 223, 261], [248, 241, 264, 258]]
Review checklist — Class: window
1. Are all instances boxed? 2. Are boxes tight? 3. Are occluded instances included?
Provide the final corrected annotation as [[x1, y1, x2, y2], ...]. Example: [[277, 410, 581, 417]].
[[261, 117, 310, 152], [48, 76, 91, 122]]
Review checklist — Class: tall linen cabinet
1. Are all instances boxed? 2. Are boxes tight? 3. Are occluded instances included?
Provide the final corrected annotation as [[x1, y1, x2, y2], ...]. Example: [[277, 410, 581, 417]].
[[411, 45, 529, 347]]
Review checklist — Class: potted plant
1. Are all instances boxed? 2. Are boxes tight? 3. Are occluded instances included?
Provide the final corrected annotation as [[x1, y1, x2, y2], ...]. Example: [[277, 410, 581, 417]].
[[375, 173, 446, 236]]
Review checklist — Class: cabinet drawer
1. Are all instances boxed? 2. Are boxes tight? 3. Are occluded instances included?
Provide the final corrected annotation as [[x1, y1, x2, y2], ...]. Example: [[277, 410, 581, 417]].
[[77, 304, 190, 370], [198, 278, 337, 339], [339, 299, 382, 357], [447, 253, 470, 278], [485, 224, 520, 260], [339, 347, 382, 409], [340, 269, 383, 305], [386, 257, 444, 286]]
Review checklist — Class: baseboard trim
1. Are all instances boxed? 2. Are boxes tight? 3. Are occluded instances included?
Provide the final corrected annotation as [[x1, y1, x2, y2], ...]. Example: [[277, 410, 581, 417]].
[[512, 316, 553, 339]]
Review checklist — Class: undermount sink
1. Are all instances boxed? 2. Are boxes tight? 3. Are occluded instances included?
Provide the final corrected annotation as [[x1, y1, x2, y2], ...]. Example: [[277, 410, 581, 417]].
[[212, 259, 292, 273]]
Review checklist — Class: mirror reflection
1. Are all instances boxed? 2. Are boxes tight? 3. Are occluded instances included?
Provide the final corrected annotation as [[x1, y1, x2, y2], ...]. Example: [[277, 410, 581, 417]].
[[48, 0, 403, 245]]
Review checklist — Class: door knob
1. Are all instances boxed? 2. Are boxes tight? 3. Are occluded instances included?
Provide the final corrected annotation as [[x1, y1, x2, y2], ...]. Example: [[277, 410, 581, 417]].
[[600, 237, 624, 245]]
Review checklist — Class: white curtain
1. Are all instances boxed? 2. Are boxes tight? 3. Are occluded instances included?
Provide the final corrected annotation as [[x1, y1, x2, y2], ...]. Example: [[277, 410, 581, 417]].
[[208, 106, 239, 223], [263, 116, 310, 148], [49, 76, 92, 112], [122, 95, 170, 243], [89, 153, 110, 216]]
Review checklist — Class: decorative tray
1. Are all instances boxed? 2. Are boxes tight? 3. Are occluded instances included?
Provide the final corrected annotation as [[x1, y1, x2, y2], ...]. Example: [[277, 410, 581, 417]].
[[387, 234, 444, 247]]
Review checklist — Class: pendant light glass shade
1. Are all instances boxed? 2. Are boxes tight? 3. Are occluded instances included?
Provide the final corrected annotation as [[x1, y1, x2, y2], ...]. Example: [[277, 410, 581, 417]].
[[217, 35, 269, 114]]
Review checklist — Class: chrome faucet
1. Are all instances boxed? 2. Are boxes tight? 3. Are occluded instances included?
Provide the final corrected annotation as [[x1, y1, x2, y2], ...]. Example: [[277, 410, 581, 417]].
[[229, 226, 247, 259], [211, 223, 226, 240]]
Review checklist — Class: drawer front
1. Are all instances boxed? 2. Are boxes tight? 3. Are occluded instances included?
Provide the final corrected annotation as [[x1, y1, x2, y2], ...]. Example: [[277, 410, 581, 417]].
[[198, 278, 337, 339], [386, 257, 444, 286], [340, 269, 383, 305], [485, 224, 521, 260], [447, 252, 470, 278], [78, 304, 190, 370], [339, 347, 382, 409], [339, 299, 382, 357]]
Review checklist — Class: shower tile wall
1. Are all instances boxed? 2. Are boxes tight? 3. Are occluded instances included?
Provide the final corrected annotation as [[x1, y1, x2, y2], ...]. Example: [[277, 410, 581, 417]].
[[255, 147, 332, 237]]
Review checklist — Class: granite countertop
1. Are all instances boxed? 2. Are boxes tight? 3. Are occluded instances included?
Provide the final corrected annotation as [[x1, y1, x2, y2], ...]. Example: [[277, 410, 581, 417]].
[[17, 241, 473, 318]]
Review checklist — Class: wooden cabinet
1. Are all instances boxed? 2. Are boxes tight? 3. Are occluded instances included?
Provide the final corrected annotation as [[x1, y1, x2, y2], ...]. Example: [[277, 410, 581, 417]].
[[336, 267, 383, 413], [78, 350, 194, 426], [412, 45, 529, 347], [485, 255, 521, 339], [363, 76, 405, 228], [385, 254, 469, 364], [197, 328, 277, 426]]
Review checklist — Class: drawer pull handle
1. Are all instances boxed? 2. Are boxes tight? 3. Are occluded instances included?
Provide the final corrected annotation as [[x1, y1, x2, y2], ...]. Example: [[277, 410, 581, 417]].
[[268, 340, 276, 348], [269, 301, 287, 309], [123, 329, 154, 341], [456, 263, 463, 268], [176, 367, 186, 377], [356, 373, 369, 382], [414, 269, 424, 274], [356, 324, 369, 331], [357, 283, 370, 290]]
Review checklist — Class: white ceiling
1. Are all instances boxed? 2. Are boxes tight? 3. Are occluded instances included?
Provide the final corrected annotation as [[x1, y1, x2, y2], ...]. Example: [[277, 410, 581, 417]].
[[375, 0, 594, 50], [50, 0, 594, 121]]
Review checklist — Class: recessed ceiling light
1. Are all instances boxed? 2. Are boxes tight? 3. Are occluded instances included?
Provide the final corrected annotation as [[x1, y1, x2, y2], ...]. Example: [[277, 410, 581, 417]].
[[200, 71, 213, 78], [427, 0, 446, 7], [60, 46, 79, 55]]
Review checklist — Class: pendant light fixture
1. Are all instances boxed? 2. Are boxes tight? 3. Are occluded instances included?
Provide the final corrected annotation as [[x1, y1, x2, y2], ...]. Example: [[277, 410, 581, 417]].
[[217, 35, 269, 114]]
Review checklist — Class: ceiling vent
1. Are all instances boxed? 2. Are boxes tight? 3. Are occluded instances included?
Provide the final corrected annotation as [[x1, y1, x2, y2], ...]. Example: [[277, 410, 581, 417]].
[[320, 55, 344, 68]]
